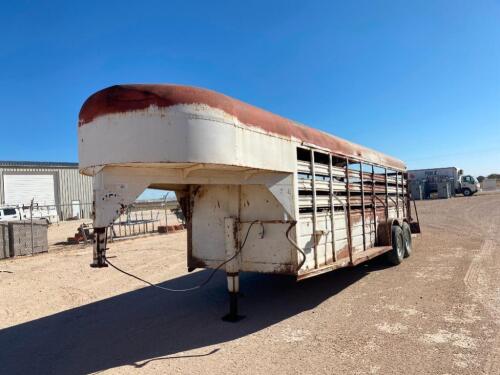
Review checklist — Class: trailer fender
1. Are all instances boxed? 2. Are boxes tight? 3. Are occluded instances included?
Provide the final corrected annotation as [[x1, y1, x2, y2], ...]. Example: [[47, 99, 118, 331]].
[[377, 219, 402, 246]]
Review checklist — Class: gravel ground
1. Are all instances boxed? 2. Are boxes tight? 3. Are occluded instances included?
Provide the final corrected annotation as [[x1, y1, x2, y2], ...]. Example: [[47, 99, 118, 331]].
[[0, 191, 499, 374]]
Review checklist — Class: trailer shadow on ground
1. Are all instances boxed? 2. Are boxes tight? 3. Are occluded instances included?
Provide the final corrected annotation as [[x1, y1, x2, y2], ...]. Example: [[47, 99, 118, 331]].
[[0, 257, 392, 375]]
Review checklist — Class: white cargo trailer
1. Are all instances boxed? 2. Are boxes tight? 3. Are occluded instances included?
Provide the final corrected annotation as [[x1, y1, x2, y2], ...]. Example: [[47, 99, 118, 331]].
[[79, 84, 420, 320]]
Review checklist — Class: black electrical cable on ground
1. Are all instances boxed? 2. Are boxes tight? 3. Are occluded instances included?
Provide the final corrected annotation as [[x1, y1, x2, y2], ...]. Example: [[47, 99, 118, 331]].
[[104, 220, 259, 292]]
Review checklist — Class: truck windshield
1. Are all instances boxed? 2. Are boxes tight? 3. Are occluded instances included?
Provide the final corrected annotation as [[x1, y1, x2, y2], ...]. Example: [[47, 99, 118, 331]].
[[2, 208, 17, 215]]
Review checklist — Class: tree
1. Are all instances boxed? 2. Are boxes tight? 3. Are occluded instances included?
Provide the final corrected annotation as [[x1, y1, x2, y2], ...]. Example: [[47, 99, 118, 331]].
[[477, 176, 485, 183], [487, 174, 500, 180]]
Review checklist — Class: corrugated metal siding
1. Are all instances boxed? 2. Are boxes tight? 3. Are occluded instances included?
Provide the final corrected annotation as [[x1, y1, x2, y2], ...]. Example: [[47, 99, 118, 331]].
[[0, 165, 93, 220]]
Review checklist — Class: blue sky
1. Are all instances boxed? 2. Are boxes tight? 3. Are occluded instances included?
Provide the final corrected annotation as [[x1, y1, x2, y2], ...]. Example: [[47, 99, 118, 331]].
[[1, 1, 499, 199]]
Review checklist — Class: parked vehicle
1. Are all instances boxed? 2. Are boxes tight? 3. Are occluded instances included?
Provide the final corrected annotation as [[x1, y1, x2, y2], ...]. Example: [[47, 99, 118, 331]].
[[458, 175, 481, 196], [25, 205, 59, 224], [0, 205, 58, 223], [408, 167, 480, 197], [79, 84, 420, 320], [0, 207, 25, 221]]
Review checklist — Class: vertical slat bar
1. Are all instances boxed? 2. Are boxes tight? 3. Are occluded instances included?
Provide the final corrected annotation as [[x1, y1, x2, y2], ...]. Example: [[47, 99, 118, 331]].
[[372, 165, 377, 246], [401, 172, 404, 216], [401, 172, 406, 218], [328, 153, 336, 262], [345, 158, 353, 263], [405, 172, 411, 220], [360, 162, 366, 251], [310, 149, 318, 269], [399, 171, 403, 217], [395, 171, 400, 218], [384, 168, 389, 221], [384, 168, 390, 244]]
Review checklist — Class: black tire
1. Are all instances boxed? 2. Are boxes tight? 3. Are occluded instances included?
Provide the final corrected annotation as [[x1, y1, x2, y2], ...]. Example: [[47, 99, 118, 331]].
[[386, 225, 404, 266], [402, 222, 412, 258], [462, 188, 472, 197]]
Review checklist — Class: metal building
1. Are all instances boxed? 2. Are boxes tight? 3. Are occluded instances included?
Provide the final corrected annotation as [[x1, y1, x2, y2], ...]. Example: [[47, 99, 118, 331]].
[[0, 161, 93, 220]]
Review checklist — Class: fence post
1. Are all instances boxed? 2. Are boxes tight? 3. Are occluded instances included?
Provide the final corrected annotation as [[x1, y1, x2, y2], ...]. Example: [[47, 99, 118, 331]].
[[150, 210, 153, 233], [30, 198, 34, 255], [164, 200, 168, 233]]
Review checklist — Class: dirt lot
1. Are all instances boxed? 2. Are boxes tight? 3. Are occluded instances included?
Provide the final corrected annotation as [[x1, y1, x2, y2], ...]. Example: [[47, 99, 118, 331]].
[[1, 192, 499, 374]]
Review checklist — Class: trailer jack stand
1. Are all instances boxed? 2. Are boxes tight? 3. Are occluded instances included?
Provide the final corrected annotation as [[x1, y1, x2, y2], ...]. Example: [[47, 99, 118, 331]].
[[90, 227, 108, 268], [222, 272, 244, 322]]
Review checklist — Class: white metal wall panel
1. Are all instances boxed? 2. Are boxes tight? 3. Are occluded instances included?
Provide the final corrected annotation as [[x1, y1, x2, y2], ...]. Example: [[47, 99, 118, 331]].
[[3, 174, 56, 206], [191, 184, 294, 273], [0, 165, 93, 220]]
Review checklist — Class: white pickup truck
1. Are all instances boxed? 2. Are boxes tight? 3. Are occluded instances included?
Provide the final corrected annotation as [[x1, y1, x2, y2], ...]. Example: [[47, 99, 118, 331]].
[[0, 205, 58, 223], [0, 207, 25, 221]]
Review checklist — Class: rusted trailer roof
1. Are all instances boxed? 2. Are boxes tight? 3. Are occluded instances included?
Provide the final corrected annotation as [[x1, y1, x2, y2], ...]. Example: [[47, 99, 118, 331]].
[[79, 84, 406, 171]]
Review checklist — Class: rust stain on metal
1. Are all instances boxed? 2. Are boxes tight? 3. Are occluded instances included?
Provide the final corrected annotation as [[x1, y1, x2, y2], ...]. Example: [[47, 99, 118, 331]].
[[271, 263, 295, 275], [376, 221, 393, 246], [336, 246, 350, 260], [79, 84, 406, 170], [350, 246, 391, 266], [188, 257, 208, 269]]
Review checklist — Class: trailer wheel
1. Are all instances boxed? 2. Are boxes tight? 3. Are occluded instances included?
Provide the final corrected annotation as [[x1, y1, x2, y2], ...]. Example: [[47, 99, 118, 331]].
[[402, 222, 412, 258], [462, 188, 472, 197], [386, 225, 404, 266]]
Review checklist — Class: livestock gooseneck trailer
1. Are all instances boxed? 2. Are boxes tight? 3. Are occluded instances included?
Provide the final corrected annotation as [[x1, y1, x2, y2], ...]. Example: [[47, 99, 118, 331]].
[[79, 84, 420, 321]]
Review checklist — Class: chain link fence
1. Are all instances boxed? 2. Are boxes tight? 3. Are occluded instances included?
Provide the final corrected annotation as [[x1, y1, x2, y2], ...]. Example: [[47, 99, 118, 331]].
[[103, 201, 185, 243], [49, 200, 184, 247], [1, 199, 184, 250]]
